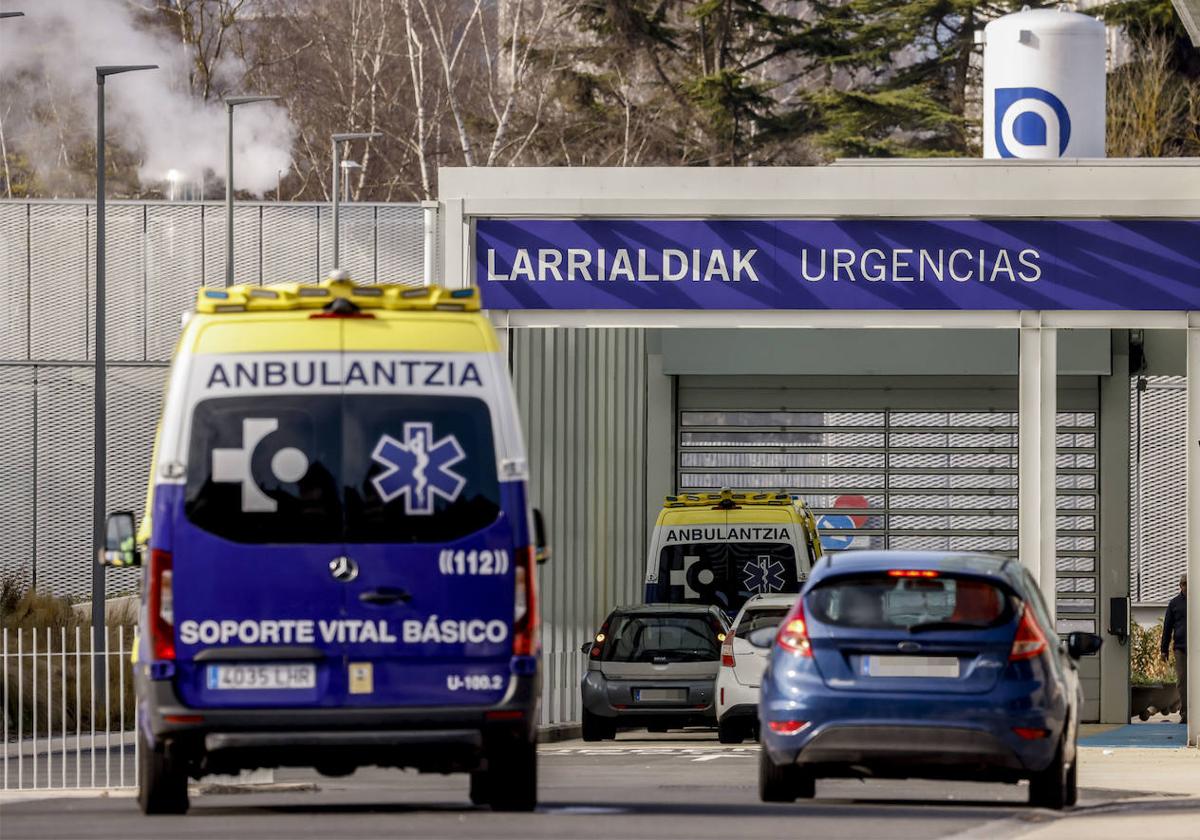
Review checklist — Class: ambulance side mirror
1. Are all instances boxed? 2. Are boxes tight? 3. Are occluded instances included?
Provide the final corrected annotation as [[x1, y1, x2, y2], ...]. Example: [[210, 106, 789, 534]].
[[533, 508, 551, 565], [99, 511, 140, 567]]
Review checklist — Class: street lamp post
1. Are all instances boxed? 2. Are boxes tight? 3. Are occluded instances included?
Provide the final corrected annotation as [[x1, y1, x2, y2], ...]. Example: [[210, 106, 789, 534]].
[[330, 132, 380, 270], [224, 95, 279, 286], [94, 63, 156, 700]]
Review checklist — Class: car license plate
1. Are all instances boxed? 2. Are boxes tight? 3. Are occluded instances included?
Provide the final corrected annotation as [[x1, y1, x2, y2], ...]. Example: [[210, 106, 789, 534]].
[[636, 688, 687, 703], [866, 656, 960, 678], [206, 663, 316, 690]]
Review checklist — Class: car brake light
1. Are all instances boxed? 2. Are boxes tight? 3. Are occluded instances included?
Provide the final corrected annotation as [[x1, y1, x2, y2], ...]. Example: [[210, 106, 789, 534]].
[[589, 623, 608, 660], [1009, 603, 1049, 661], [887, 569, 939, 578], [148, 548, 175, 661], [513, 546, 539, 656], [768, 720, 808, 734], [1012, 726, 1050, 740], [776, 601, 813, 657], [721, 629, 736, 667]]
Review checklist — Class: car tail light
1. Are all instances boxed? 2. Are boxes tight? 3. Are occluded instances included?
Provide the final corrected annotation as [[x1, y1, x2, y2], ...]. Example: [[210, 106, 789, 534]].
[[513, 546, 539, 656], [164, 714, 204, 724], [721, 629, 736, 667], [589, 623, 608, 660], [887, 569, 939, 578], [768, 720, 808, 734], [776, 601, 813, 657], [1012, 726, 1050, 740], [1009, 603, 1049, 661], [148, 548, 175, 661]]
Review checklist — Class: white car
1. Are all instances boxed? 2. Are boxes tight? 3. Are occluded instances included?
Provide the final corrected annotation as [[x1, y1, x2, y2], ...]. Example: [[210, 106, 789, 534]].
[[715, 593, 797, 744]]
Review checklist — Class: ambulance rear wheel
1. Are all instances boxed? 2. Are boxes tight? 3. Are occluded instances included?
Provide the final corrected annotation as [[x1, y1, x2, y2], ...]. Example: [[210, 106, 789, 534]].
[[484, 737, 537, 812], [137, 728, 189, 815]]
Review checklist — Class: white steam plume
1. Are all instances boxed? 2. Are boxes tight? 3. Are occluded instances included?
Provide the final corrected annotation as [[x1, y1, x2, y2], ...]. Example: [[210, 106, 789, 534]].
[[0, 0, 293, 195]]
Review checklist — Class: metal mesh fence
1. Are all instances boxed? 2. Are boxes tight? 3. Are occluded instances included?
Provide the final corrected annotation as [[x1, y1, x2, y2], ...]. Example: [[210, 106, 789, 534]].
[[1131, 375, 1187, 605], [0, 199, 430, 598]]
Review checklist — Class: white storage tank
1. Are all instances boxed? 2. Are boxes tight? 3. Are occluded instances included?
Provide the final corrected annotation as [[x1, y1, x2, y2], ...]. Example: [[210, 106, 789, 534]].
[[982, 5, 1107, 159]]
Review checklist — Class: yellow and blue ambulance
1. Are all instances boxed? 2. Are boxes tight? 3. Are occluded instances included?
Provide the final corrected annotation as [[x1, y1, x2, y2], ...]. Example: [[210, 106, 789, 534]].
[[103, 273, 546, 814], [643, 490, 823, 615]]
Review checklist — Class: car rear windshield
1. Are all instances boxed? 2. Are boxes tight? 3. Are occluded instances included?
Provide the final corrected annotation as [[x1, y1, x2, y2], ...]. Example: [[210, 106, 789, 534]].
[[735, 607, 790, 636], [602, 614, 721, 663], [185, 394, 500, 544], [806, 574, 1015, 631]]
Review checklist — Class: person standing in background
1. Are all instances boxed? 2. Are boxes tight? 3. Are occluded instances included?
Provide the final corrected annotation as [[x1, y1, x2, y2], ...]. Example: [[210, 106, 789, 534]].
[[1162, 575, 1187, 725]]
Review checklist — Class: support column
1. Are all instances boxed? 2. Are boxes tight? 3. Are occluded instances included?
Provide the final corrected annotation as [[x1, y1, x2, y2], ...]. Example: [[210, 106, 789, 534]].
[[1040, 328, 1058, 622], [1019, 320, 1043, 582], [1099, 331, 1131, 723], [442, 198, 466, 289], [1187, 320, 1200, 746], [421, 199, 438, 285]]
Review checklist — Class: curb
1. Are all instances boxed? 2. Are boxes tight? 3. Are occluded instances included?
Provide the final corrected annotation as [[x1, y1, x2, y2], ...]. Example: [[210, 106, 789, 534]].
[[537, 723, 581, 743]]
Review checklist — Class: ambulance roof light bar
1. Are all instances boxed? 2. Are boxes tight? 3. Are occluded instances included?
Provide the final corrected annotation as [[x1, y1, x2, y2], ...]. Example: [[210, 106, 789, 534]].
[[663, 488, 796, 509], [195, 271, 481, 314]]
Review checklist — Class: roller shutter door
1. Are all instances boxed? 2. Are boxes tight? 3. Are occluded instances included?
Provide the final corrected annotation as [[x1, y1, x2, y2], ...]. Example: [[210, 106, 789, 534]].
[[676, 376, 1102, 720]]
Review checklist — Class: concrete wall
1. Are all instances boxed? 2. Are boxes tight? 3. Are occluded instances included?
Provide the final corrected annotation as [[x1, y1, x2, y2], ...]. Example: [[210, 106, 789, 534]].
[[510, 327, 668, 725]]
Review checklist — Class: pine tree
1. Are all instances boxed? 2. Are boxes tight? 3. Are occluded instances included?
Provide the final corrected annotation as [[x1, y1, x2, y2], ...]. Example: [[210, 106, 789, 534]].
[[563, 1, 849, 164], [809, 1, 1039, 157]]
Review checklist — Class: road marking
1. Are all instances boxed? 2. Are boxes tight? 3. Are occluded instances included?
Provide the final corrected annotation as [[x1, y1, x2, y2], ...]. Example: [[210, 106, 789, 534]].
[[541, 806, 629, 815], [543, 746, 758, 756], [691, 754, 753, 762]]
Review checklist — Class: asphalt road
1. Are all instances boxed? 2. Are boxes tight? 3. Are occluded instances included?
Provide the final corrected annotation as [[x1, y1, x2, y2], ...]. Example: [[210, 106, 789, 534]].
[[0, 731, 1188, 840]]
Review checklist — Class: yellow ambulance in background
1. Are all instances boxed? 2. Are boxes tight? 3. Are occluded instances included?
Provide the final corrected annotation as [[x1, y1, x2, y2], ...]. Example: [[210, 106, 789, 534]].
[[642, 489, 823, 615]]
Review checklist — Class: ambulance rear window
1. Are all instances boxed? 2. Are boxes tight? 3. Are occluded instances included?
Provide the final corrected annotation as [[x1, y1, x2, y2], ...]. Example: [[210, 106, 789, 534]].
[[185, 394, 500, 544], [343, 394, 500, 543], [657, 542, 799, 613]]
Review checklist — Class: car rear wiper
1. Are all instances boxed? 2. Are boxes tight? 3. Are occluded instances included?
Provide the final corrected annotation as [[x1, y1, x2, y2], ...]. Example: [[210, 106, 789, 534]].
[[907, 621, 981, 634]]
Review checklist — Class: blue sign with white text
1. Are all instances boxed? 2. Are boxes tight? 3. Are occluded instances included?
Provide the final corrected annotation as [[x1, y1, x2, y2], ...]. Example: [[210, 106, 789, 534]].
[[475, 218, 1200, 310]]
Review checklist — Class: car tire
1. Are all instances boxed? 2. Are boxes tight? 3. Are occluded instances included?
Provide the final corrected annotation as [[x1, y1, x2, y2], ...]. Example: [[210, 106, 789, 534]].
[[484, 736, 537, 812], [759, 745, 813, 803], [1028, 738, 1070, 810], [137, 727, 189, 815], [718, 719, 745, 745], [581, 709, 616, 742], [1064, 748, 1078, 807]]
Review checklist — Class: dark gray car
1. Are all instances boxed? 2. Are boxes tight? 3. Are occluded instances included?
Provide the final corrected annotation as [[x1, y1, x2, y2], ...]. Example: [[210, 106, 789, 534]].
[[580, 604, 729, 741]]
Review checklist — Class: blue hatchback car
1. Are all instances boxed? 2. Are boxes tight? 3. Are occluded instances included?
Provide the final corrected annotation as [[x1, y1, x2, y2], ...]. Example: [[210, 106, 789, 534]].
[[757, 551, 1102, 810]]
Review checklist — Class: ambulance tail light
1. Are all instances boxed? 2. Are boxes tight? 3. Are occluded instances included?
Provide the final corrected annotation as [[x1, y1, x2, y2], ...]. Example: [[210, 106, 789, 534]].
[[148, 549, 175, 661], [513, 546, 539, 657]]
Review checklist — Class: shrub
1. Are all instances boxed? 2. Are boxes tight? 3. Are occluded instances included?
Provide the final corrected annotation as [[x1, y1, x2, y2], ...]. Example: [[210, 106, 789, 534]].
[[1130, 620, 1177, 686]]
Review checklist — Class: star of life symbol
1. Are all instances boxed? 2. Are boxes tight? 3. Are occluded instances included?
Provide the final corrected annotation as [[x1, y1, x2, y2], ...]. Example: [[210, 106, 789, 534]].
[[370, 422, 467, 515], [742, 555, 786, 595]]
